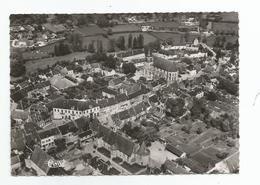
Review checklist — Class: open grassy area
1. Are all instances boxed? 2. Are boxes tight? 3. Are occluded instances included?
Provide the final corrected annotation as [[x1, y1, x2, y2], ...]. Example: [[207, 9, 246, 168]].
[[150, 32, 198, 45], [25, 51, 91, 73], [74, 25, 106, 37], [109, 24, 140, 33]]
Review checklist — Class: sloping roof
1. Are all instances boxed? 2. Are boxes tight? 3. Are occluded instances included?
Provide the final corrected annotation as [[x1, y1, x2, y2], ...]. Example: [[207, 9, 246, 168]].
[[223, 152, 239, 173], [90, 63, 101, 69], [49, 99, 98, 111], [11, 128, 25, 151], [11, 110, 29, 120], [97, 124, 135, 156], [38, 128, 61, 139], [43, 23, 66, 33], [120, 83, 141, 96], [153, 54, 178, 72], [136, 142, 150, 156], [11, 90, 25, 102], [74, 117, 91, 132], [182, 158, 208, 174], [89, 118, 100, 132], [118, 109, 131, 120], [102, 88, 118, 96], [11, 84, 34, 102], [78, 130, 92, 138], [109, 77, 124, 86], [166, 144, 184, 157], [35, 81, 51, 89], [97, 99, 108, 108], [115, 94, 128, 102], [133, 102, 145, 114], [30, 146, 52, 175], [164, 160, 188, 174], [50, 76, 75, 90], [58, 121, 78, 135], [127, 86, 149, 100]]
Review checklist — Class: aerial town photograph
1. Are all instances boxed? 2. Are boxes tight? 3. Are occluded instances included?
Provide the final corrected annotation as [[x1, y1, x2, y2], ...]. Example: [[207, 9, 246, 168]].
[[10, 12, 239, 176]]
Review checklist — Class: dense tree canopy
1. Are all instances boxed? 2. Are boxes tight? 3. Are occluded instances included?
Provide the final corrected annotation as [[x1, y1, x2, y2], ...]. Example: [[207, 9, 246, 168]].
[[54, 42, 71, 56], [116, 36, 125, 50], [67, 33, 83, 52], [122, 62, 136, 74], [166, 98, 185, 118], [10, 62, 26, 77]]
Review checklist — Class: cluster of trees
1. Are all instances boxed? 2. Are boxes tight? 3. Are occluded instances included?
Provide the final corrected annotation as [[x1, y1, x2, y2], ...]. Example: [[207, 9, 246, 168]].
[[67, 33, 83, 52], [210, 113, 237, 133], [217, 77, 238, 96], [87, 41, 95, 53], [54, 42, 71, 56], [96, 40, 104, 54], [122, 62, 137, 74], [102, 55, 118, 69], [115, 34, 145, 51], [213, 36, 239, 51], [128, 34, 144, 49], [203, 112, 238, 139], [96, 15, 114, 28], [225, 40, 239, 51], [205, 91, 219, 101], [213, 36, 227, 49], [116, 36, 126, 50], [85, 52, 118, 69], [10, 61, 26, 77], [75, 14, 94, 26], [122, 122, 158, 144], [107, 39, 116, 52], [10, 14, 48, 25], [190, 98, 207, 119], [86, 40, 104, 54], [165, 98, 186, 118]]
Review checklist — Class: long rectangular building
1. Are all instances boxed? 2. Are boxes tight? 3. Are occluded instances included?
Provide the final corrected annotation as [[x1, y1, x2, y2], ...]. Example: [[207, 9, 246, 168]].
[[48, 99, 100, 120]]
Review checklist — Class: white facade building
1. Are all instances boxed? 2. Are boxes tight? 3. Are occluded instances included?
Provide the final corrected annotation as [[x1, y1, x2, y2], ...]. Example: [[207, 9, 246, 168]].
[[51, 99, 100, 120]]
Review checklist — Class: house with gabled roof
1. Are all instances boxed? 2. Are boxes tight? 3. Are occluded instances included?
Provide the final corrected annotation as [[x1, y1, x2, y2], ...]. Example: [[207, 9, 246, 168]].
[[38, 127, 62, 151], [93, 123, 150, 165], [25, 146, 53, 176]]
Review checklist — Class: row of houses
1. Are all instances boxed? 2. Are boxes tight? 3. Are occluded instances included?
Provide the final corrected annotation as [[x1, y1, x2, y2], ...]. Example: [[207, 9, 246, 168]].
[[110, 101, 150, 128], [38, 116, 95, 151]]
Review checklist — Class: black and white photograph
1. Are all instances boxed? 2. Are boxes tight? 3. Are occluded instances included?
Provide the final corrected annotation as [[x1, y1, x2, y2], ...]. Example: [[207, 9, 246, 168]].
[[9, 12, 239, 176], [2, 0, 260, 184]]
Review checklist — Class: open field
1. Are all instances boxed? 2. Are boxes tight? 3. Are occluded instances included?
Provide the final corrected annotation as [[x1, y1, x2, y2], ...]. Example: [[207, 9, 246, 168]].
[[25, 51, 91, 73], [108, 24, 141, 33], [75, 25, 106, 37], [151, 32, 198, 45]]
